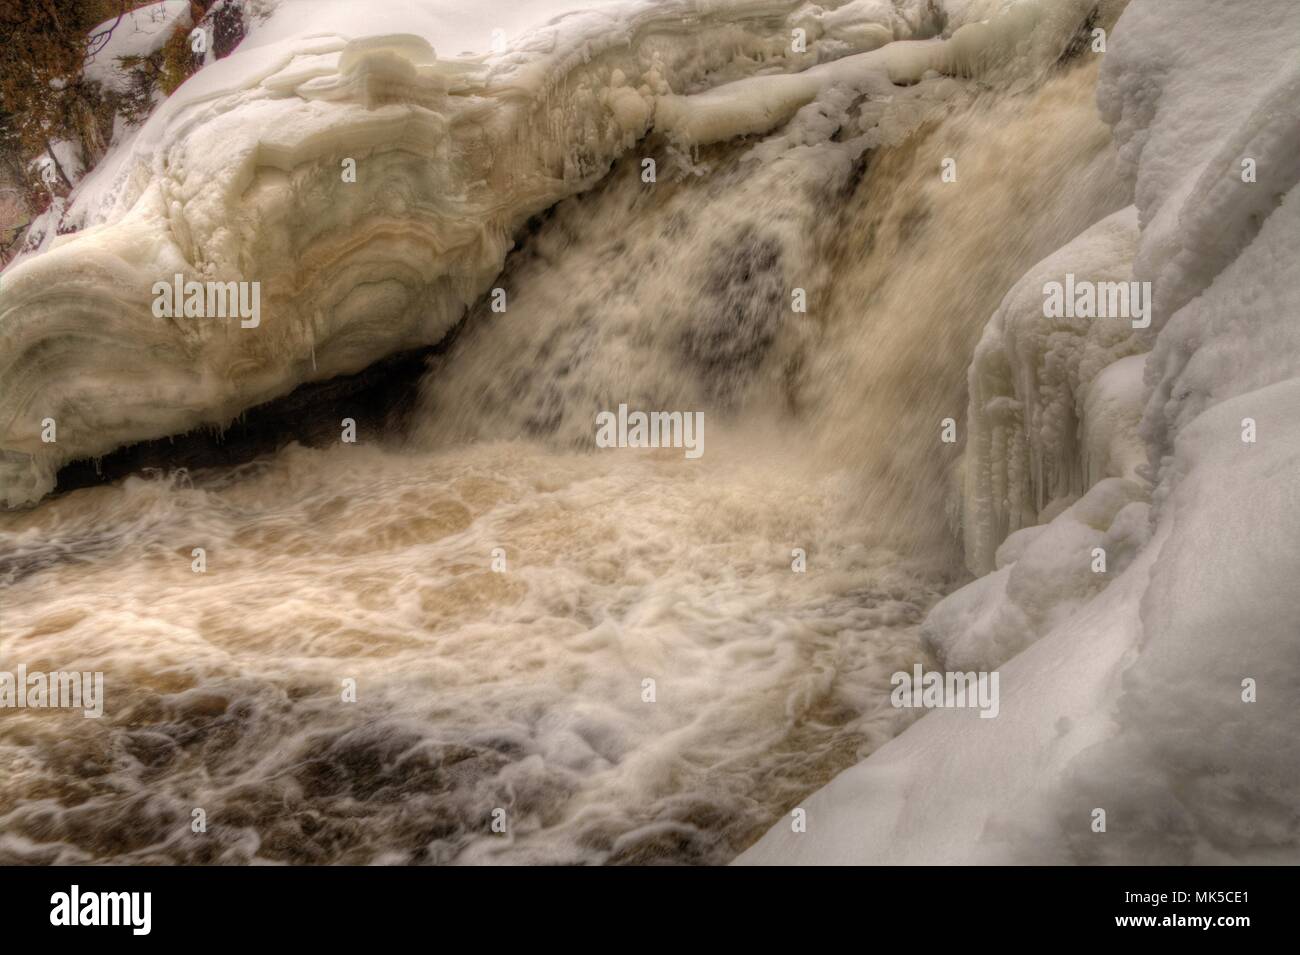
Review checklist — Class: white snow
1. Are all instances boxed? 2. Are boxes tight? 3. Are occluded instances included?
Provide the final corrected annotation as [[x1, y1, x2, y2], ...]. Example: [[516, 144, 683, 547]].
[[83, 1, 195, 94], [739, 0, 1300, 864], [1096, 0, 1300, 336], [32, 140, 87, 189], [239, 0, 631, 59]]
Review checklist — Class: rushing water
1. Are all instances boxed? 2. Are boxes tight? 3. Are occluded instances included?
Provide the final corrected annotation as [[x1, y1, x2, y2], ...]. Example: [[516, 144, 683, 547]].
[[0, 55, 1127, 864]]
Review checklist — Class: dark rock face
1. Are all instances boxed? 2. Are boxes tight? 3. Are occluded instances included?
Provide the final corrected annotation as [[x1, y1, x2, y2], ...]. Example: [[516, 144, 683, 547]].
[[208, 0, 248, 60], [680, 225, 785, 402], [53, 345, 435, 497]]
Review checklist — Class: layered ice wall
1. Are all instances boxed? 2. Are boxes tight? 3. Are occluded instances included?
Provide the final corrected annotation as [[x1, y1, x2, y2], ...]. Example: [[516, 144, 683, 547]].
[[740, 0, 1300, 864]]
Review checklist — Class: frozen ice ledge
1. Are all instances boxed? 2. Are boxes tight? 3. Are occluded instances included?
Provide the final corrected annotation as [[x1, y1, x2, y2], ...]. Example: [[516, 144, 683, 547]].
[[0, 0, 1109, 506]]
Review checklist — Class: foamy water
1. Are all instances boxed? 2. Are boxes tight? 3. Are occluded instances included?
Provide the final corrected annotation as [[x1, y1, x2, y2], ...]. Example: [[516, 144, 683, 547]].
[[0, 52, 1124, 864], [0, 434, 944, 863]]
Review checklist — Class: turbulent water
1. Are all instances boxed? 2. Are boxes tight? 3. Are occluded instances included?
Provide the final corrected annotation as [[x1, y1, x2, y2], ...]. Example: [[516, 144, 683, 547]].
[[0, 54, 1126, 864]]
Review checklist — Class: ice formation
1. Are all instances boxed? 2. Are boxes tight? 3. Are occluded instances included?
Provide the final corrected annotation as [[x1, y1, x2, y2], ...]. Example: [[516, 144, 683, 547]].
[[961, 204, 1147, 578], [739, 0, 1300, 864]]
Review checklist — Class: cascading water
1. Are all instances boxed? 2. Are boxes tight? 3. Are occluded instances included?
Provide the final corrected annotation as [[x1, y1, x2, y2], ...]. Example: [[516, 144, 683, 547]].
[[0, 12, 1130, 865]]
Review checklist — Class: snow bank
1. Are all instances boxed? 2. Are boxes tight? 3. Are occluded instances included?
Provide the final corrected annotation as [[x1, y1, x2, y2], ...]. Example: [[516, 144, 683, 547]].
[[1098, 0, 1300, 472], [924, 476, 1149, 672], [739, 0, 1300, 864], [1096, 0, 1300, 341]]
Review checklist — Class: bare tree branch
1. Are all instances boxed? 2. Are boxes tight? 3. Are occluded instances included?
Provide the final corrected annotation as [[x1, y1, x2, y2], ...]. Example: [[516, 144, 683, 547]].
[[86, 1, 128, 59]]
